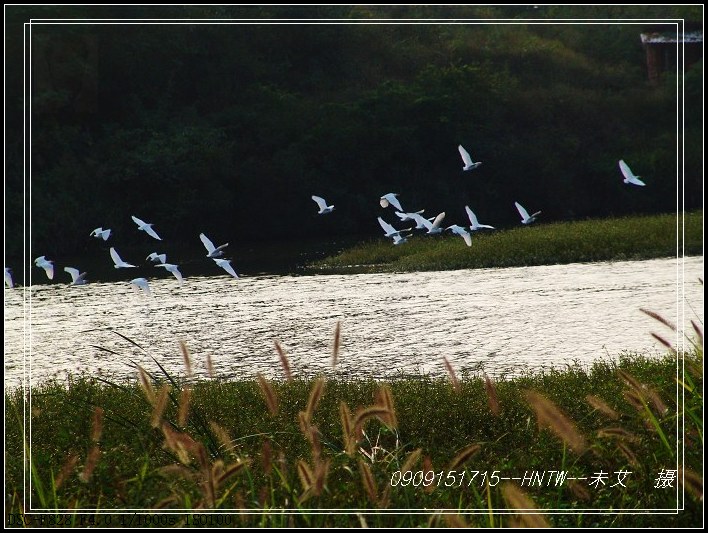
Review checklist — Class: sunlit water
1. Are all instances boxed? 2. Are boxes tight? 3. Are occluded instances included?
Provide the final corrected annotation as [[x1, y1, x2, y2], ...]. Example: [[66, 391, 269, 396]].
[[3, 257, 703, 389]]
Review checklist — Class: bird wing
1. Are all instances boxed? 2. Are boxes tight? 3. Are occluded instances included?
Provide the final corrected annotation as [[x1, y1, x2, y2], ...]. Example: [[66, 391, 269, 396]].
[[465, 206, 479, 227], [90, 227, 101, 236], [35, 256, 46, 264], [200, 233, 216, 253], [42, 263, 54, 280], [388, 195, 403, 212], [458, 145, 473, 166], [170, 266, 184, 284], [216, 259, 239, 278], [630, 177, 646, 186], [110, 247, 124, 266], [515, 202, 530, 220], [131, 215, 146, 227], [431, 212, 446, 229], [144, 225, 162, 240], [64, 267, 80, 283], [100, 229, 111, 241], [618, 160, 634, 180], [311, 196, 328, 210], [461, 231, 472, 247], [378, 217, 396, 235], [5, 268, 13, 288], [131, 278, 151, 295]]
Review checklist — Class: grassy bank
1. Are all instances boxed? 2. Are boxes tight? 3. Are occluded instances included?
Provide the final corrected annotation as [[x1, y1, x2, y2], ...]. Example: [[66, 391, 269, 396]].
[[307, 211, 703, 274], [5, 342, 703, 526]]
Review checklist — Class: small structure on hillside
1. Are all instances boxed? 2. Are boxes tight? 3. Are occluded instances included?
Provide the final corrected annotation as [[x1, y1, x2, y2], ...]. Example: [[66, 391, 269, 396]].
[[640, 31, 702, 84]]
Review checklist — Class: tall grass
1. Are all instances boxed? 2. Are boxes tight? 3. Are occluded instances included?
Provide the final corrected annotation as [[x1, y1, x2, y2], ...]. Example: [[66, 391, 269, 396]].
[[309, 211, 702, 273], [5, 330, 702, 526]]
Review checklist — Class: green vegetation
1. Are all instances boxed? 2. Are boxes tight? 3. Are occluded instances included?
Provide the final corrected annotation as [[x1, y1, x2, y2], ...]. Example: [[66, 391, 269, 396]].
[[309, 211, 703, 273], [5, 6, 702, 265], [6, 326, 703, 526]]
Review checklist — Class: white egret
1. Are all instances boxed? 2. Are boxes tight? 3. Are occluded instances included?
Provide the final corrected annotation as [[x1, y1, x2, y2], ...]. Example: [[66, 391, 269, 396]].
[[34, 256, 54, 280], [130, 277, 152, 296], [407, 213, 435, 230], [155, 263, 184, 285], [379, 193, 403, 212], [515, 202, 541, 225], [213, 258, 239, 279], [420, 212, 446, 235], [465, 206, 495, 230], [395, 210, 425, 223], [131, 215, 162, 240], [90, 227, 111, 241], [458, 144, 482, 171], [199, 233, 229, 258], [5, 267, 14, 288], [311, 195, 335, 214], [110, 247, 137, 269], [146, 252, 167, 264], [446, 225, 472, 247], [619, 160, 646, 186], [64, 267, 88, 286], [377, 217, 409, 238]]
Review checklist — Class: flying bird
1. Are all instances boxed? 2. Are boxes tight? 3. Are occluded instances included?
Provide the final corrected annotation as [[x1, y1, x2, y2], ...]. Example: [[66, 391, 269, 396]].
[[377, 217, 409, 238], [90, 227, 112, 241], [131, 215, 162, 240], [311, 195, 335, 215], [5, 267, 14, 288], [446, 225, 473, 247], [379, 193, 403, 212], [34, 256, 54, 280], [146, 252, 167, 264], [155, 263, 184, 285], [420, 212, 447, 235], [64, 267, 88, 286], [458, 144, 482, 171], [395, 210, 425, 224], [199, 233, 229, 258], [392, 234, 408, 246], [619, 160, 646, 186], [130, 277, 152, 296], [515, 202, 541, 225], [213, 258, 239, 279], [110, 247, 137, 269], [465, 206, 495, 230]]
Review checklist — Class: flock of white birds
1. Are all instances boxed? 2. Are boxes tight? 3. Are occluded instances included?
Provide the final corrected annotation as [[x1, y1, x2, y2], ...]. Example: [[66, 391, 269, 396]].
[[312, 147, 645, 248], [5, 215, 239, 294], [4, 149, 645, 292]]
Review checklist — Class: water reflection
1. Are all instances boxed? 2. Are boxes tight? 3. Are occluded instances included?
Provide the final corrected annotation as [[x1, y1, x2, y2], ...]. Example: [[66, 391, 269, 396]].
[[4, 256, 703, 389]]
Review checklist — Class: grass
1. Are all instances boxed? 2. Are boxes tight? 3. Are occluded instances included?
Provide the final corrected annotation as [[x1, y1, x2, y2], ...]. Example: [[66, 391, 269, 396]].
[[306, 211, 703, 274], [5, 319, 703, 527]]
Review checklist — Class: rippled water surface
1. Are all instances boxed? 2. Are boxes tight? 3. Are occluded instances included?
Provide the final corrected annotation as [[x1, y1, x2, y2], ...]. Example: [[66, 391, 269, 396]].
[[4, 257, 703, 389]]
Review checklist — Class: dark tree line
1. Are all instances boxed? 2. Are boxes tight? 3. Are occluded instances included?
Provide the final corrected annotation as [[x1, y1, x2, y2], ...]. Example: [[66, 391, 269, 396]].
[[5, 6, 702, 263]]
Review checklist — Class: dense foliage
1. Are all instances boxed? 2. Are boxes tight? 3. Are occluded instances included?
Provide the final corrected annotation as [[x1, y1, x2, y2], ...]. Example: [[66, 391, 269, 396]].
[[5, 6, 702, 263]]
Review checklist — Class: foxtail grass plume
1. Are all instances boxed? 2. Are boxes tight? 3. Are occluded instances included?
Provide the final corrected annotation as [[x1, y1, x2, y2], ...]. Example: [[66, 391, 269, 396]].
[[206, 353, 215, 378], [615, 441, 640, 467], [484, 373, 500, 416], [180, 340, 193, 379], [374, 383, 398, 429], [400, 448, 422, 474], [332, 321, 342, 369], [274, 340, 293, 381], [443, 356, 461, 393], [597, 427, 640, 443], [137, 365, 155, 404], [501, 483, 551, 527], [339, 402, 356, 457], [91, 406, 104, 443], [257, 373, 279, 416], [358, 460, 378, 505], [585, 395, 619, 420], [422, 456, 435, 494], [305, 377, 325, 424], [680, 468, 703, 502], [151, 384, 171, 428], [444, 514, 470, 528], [209, 421, 236, 456], [353, 406, 394, 442], [447, 444, 481, 471], [524, 390, 587, 453], [54, 454, 79, 490], [178, 387, 192, 427]]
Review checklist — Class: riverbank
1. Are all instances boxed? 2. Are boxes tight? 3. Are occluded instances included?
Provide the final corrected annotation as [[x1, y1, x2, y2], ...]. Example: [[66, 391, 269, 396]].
[[306, 211, 703, 274], [6, 346, 702, 526]]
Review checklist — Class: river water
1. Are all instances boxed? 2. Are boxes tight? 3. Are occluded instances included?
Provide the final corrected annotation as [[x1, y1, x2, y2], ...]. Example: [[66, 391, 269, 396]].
[[3, 256, 703, 389]]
